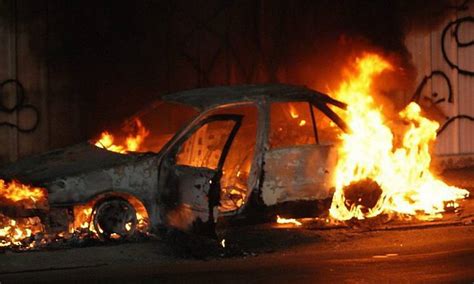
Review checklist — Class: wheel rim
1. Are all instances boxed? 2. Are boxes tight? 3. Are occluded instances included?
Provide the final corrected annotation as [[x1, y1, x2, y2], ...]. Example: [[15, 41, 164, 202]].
[[93, 198, 138, 240]]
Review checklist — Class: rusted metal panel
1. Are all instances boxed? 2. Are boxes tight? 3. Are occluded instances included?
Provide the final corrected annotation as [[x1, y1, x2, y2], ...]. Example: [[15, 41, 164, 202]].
[[159, 165, 217, 232], [46, 157, 159, 206], [261, 144, 337, 206], [170, 166, 213, 218], [237, 99, 268, 213], [46, 155, 161, 229]]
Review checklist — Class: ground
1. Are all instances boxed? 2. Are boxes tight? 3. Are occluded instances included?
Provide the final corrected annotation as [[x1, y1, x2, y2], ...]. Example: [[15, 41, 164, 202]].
[[0, 168, 473, 283]]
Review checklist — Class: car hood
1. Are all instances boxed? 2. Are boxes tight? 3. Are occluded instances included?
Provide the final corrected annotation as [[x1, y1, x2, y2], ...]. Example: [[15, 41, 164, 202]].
[[0, 142, 141, 185]]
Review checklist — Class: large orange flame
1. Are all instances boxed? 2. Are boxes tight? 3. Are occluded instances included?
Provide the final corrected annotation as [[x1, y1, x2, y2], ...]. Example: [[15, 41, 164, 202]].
[[329, 53, 469, 221], [95, 118, 150, 153], [0, 179, 47, 248], [0, 179, 47, 207]]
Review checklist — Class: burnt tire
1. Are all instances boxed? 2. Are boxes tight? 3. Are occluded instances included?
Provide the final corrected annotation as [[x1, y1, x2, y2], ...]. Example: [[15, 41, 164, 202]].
[[343, 178, 382, 213], [92, 197, 138, 241]]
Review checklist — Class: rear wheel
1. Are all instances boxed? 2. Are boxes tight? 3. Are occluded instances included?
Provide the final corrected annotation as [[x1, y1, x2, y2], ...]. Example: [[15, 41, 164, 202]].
[[92, 198, 137, 241]]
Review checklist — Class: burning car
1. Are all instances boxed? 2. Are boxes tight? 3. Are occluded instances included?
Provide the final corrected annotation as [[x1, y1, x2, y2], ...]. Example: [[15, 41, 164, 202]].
[[0, 84, 348, 243], [0, 53, 469, 248]]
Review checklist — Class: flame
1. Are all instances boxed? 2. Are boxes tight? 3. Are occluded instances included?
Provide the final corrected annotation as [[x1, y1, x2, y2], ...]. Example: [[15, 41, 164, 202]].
[[0, 179, 47, 208], [95, 118, 150, 153], [288, 104, 307, 127], [276, 215, 302, 226], [0, 179, 47, 248], [69, 197, 150, 238], [0, 178, 150, 249], [0, 215, 43, 248], [290, 105, 299, 119], [329, 53, 469, 221]]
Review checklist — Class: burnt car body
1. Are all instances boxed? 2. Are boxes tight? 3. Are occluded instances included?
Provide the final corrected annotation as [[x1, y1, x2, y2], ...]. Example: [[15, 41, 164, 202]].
[[0, 84, 347, 238]]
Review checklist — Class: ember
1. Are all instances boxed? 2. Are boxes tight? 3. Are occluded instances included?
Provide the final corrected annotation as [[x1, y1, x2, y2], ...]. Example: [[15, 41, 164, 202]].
[[0, 214, 44, 248], [276, 215, 302, 226], [329, 53, 469, 221]]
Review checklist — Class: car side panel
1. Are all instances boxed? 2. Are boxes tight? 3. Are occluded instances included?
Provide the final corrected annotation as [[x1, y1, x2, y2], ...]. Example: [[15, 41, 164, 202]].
[[261, 144, 337, 205], [46, 157, 160, 226]]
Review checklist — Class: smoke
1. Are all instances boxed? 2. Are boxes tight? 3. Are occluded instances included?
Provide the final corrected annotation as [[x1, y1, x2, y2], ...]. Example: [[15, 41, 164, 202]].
[[274, 0, 454, 110], [19, 0, 456, 137]]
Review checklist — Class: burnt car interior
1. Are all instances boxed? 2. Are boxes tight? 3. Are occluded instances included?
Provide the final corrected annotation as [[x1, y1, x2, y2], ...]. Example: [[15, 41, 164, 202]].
[[121, 90, 349, 235], [159, 113, 243, 233], [152, 92, 348, 232]]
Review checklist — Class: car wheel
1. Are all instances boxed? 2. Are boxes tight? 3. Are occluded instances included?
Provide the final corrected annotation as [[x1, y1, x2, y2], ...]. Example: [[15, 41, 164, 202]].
[[92, 197, 138, 241]]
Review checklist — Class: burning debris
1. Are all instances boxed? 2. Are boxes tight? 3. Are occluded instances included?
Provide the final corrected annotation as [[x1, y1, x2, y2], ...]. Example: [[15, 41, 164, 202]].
[[0, 179, 47, 248], [0, 215, 44, 249], [0, 178, 150, 250], [329, 53, 469, 221], [276, 215, 302, 227], [0, 179, 47, 208]]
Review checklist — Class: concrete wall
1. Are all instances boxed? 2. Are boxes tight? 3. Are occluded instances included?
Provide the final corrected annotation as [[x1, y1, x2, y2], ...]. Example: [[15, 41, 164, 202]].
[[406, 4, 474, 158]]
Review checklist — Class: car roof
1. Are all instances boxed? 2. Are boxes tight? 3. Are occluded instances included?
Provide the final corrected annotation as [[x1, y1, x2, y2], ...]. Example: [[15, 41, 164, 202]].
[[161, 84, 346, 111]]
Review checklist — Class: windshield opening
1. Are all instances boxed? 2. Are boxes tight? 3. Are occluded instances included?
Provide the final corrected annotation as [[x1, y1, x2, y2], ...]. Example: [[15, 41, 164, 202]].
[[93, 101, 199, 154]]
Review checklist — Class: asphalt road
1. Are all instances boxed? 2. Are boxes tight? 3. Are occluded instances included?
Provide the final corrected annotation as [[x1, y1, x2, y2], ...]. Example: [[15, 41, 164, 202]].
[[0, 223, 473, 283]]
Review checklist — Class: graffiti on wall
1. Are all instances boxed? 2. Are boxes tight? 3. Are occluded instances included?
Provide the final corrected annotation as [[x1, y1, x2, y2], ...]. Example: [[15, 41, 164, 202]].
[[0, 79, 39, 133], [411, 12, 474, 136]]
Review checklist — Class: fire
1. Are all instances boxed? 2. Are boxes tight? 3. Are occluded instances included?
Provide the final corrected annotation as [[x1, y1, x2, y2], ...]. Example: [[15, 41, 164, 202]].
[[95, 118, 150, 153], [70, 205, 95, 234], [290, 105, 299, 119], [0, 179, 47, 208], [0, 178, 150, 249], [276, 215, 302, 226], [329, 53, 469, 221], [70, 197, 150, 238], [0, 179, 47, 248], [0, 215, 44, 248], [288, 104, 307, 127]]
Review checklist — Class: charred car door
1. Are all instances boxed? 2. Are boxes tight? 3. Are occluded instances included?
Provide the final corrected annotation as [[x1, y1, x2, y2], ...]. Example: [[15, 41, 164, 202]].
[[261, 100, 346, 211], [158, 114, 242, 235]]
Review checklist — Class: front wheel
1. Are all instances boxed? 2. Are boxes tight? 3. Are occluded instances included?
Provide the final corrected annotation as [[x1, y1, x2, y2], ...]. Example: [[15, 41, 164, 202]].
[[92, 197, 138, 241]]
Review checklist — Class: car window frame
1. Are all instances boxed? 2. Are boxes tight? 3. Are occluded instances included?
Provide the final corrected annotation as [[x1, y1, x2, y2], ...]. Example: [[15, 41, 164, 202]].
[[266, 98, 345, 150]]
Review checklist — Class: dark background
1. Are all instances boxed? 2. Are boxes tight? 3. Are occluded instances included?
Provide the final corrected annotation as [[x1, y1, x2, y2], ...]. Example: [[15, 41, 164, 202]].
[[0, 0, 452, 164]]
